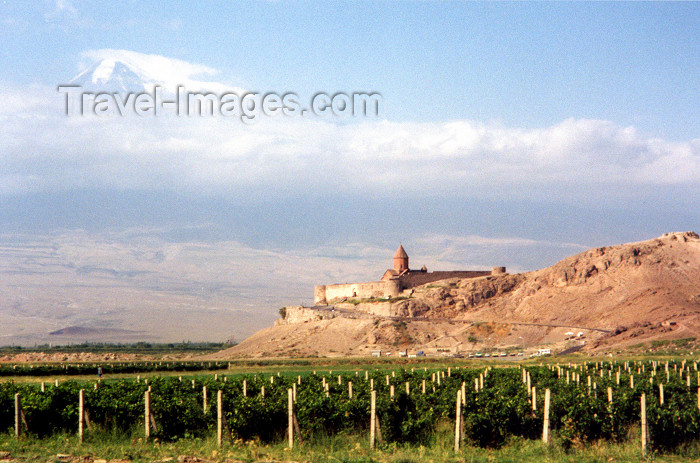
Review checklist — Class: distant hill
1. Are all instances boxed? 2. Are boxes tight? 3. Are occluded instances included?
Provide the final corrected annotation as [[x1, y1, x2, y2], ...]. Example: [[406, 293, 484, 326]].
[[214, 232, 700, 358]]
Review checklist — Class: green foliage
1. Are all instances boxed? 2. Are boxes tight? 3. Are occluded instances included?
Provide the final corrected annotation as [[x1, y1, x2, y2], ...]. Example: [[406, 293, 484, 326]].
[[0, 360, 698, 452]]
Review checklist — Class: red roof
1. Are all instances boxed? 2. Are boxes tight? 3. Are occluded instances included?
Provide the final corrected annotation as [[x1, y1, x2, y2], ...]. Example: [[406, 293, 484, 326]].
[[393, 245, 408, 259]]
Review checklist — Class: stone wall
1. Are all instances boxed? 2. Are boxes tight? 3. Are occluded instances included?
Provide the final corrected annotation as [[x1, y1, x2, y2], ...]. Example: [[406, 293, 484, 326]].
[[397, 270, 492, 289], [314, 280, 401, 305]]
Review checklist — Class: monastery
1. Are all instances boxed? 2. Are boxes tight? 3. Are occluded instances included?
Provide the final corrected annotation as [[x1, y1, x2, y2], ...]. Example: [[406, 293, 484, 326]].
[[314, 245, 506, 305]]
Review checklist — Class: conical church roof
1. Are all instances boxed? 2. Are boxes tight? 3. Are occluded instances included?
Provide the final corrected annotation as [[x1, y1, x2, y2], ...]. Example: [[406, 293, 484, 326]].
[[393, 245, 408, 259]]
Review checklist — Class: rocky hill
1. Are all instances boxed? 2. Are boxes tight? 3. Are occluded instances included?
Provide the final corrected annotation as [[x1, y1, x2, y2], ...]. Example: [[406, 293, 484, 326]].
[[216, 232, 700, 358]]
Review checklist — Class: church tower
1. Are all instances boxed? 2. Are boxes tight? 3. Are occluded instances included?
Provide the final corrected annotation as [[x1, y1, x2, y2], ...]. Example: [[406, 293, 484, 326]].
[[393, 245, 409, 272]]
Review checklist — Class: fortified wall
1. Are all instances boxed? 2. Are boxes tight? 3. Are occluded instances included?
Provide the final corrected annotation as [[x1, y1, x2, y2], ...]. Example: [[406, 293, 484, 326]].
[[313, 245, 506, 305]]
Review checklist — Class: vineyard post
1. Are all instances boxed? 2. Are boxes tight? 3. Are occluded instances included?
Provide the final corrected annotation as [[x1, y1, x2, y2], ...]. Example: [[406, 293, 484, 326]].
[[461, 382, 466, 405], [542, 388, 550, 444], [454, 389, 462, 452], [697, 387, 699, 411], [641, 393, 647, 455], [293, 382, 297, 401], [526, 373, 531, 396], [243, 379, 247, 397], [338, 375, 342, 385], [55, 379, 59, 387], [14, 393, 20, 438], [390, 385, 394, 399], [480, 374, 484, 390], [370, 378, 374, 390], [474, 377, 478, 392], [659, 383, 664, 405], [144, 389, 150, 440], [217, 390, 223, 447], [203, 386, 208, 413], [261, 385, 265, 398], [386, 375, 389, 386], [630, 375, 634, 389], [607, 386, 613, 428], [41, 382, 45, 392], [370, 390, 376, 449], [422, 379, 426, 394], [448, 367, 451, 377], [79, 389, 84, 443], [348, 381, 352, 398], [532, 387, 537, 411], [616, 370, 620, 385], [287, 388, 293, 449], [405, 382, 410, 395]]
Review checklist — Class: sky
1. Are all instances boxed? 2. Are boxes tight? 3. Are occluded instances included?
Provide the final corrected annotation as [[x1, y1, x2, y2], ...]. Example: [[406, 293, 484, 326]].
[[0, 1, 698, 343]]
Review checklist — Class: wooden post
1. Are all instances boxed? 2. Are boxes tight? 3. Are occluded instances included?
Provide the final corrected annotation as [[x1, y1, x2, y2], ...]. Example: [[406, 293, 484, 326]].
[[370, 390, 376, 449], [79, 389, 84, 443], [422, 379, 426, 394], [405, 382, 410, 395], [630, 375, 634, 389], [390, 385, 394, 399], [659, 383, 664, 405], [370, 378, 374, 390], [293, 382, 297, 401], [243, 379, 247, 397], [480, 374, 484, 391], [641, 393, 647, 455], [41, 382, 45, 392], [217, 390, 223, 447], [144, 389, 151, 440], [14, 393, 20, 438], [461, 382, 466, 405], [348, 381, 353, 399], [454, 389, 462, 452], [542, 388, 551, 444], [532, 387, 537, 411], [474, 377, 479, 392], [287, 389, 293, 449], [526, 373, 531, 396], [261, 385, 265, 398], [203, 386, 208, 413]]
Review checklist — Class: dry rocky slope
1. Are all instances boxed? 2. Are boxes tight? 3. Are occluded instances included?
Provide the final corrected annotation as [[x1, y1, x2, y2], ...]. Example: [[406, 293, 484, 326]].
[[218, 232, 700, 358]]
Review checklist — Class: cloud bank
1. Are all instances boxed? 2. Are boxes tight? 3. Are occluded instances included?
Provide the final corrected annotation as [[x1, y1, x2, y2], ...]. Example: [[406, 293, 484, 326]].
[[0, 50, 698, 199]]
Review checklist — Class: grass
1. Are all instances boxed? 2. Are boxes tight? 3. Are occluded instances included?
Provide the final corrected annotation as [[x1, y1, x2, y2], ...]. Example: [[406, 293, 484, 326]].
[[1, 429, 698, 463], [0, 343, 234, 356]]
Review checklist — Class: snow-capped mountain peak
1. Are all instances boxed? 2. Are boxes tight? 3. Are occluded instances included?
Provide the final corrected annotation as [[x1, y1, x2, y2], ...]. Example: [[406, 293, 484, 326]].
[[68, 49, 242, 94]]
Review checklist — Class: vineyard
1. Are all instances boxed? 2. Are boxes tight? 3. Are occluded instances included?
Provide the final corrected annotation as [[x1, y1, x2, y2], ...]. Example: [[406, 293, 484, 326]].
[[0, 361, 230, 377], [2, 359, 700, 454]]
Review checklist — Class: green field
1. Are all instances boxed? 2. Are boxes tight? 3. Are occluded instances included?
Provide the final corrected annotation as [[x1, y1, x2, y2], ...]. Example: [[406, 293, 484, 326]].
[[1, 356, 699, 462]]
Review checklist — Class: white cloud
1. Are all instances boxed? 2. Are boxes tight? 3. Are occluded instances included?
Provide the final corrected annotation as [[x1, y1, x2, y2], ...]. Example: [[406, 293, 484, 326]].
[[76, 49, 242, 93], [0, 50, 698, 199]]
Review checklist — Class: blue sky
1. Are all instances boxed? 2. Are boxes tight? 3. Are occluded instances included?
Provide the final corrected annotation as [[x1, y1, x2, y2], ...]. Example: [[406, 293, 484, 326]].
[[0, 1, 697, 281], [0, 0, 698, 343], [2, 1, 698, 139]]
